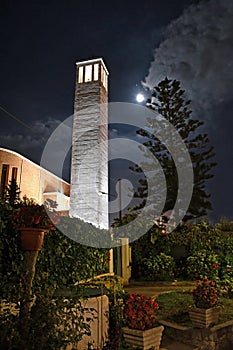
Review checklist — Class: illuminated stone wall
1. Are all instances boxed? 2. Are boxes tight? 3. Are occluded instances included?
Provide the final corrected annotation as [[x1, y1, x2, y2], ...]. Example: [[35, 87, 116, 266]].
[[70, 58, 109, 229], [0, 148, 70, 210]]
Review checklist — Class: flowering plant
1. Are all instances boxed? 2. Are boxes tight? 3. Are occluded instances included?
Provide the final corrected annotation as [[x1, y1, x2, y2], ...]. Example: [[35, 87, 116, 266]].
[[191, 277, 219, 309], [124, 293, 159, 330], [14, 198, 60, 230]]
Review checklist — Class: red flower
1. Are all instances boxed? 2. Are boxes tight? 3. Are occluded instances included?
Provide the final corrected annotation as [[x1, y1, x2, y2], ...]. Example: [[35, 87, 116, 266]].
[[124, 293, 159, 330], [191, 278, 219, 309], [13, 198, 60, 230], [212, 263, 219, 269]]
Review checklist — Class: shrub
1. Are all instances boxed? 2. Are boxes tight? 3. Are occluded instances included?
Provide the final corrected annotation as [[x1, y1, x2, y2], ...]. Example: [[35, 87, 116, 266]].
[[101, 275, 126, 350], [186, 250, 219, 280], [0, 200, 23, 301], [131, 221, 233, 281], [141, 253, 175, 281], [215, 218, 233, 232], [28, 294, 95, 350], [0, 200, 110, 348]]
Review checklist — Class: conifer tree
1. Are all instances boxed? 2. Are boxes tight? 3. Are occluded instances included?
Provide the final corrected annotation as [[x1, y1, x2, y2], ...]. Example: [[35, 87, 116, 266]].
[[131, 77, 216, 221], [5, 179, 21, 207]]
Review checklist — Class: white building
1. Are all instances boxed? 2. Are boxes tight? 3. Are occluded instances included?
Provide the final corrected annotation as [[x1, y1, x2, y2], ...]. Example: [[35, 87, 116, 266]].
[[70, 58, 109, 229]]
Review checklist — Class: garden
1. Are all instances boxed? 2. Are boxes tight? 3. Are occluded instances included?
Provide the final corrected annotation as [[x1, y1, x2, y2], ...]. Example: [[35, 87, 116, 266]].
[[1, 194, 233, 349], [104, 220, 233, 349], [0, 198, 111, 349]]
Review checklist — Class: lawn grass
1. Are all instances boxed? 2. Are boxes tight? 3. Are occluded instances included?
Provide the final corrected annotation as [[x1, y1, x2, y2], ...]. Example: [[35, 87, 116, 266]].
[[156, 291, 233, 327]]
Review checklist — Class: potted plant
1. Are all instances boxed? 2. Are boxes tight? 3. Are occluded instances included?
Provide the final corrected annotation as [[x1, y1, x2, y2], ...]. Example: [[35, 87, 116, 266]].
[[14, 198, 60, 251], [13, 198, 60, 341], [122, 293, 164, 350], [189, 277, 220, 328]]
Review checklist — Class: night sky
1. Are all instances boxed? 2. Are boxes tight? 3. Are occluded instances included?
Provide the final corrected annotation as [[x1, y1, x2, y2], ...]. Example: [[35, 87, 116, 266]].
[[0, 0, 232, 223]]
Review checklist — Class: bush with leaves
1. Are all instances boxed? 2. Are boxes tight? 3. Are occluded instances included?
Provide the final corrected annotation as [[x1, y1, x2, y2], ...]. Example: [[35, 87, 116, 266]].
[[34, 222, 110, 291], [0, 200, 110, 349], [98, 275, 126, 350], [140, 253, 175, 281], [0, 200, 23, 301], [131, 221, 233, 280], [186, 250, 219, 280], [28, 293, 96, 350]]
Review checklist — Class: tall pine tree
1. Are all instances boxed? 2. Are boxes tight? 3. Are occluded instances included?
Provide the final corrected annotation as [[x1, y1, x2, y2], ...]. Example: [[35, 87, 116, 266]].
[[131, 77, 216, 222]]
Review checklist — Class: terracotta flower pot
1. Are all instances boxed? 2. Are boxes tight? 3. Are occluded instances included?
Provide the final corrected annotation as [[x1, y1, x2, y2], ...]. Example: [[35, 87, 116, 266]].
[[20, 228, 46, 251], [122, 325, 164, 350], [189, 306, 220, 328]]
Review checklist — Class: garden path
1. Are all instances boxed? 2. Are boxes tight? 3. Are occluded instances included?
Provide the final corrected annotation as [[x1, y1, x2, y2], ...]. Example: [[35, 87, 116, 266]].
[[124, 280, 194, 298]]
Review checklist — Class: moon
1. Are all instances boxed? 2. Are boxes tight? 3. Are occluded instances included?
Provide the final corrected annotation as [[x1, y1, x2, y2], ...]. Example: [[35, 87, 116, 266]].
[[136, 93, 145, 103]]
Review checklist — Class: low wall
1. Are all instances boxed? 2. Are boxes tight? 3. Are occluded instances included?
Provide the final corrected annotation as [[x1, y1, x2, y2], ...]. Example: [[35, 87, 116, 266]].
[[67, 294, 109, 350], [160, 319, 233, 350]]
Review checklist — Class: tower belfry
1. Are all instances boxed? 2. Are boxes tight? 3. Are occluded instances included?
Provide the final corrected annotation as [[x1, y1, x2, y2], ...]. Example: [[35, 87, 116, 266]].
[[70, 58, 109, 229]]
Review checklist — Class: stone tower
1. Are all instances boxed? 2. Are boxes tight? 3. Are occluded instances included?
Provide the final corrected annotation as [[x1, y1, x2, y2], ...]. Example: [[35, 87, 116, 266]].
[[70, 58, 109, 229]]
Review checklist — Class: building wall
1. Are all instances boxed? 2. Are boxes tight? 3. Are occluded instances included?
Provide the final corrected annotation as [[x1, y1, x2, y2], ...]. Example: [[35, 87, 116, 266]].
[[70, 58, 109, 229], [0, 148, 70, 211]]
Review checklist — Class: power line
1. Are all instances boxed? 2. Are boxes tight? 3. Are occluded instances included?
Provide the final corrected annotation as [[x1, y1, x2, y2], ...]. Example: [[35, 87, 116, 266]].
[[0, 104, 34, 131]]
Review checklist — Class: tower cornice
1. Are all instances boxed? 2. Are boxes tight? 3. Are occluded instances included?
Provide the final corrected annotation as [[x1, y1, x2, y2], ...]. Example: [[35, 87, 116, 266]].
[[76, 58, 109, 75]]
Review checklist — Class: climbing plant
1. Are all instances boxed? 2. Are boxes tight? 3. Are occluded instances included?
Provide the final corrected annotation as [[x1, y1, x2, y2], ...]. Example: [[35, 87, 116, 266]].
[[0, 200, 110, 349]]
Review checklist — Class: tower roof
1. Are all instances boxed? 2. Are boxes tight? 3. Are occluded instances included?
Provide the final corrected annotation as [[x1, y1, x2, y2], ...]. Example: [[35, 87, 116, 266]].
[[76, 57, 109, 75]]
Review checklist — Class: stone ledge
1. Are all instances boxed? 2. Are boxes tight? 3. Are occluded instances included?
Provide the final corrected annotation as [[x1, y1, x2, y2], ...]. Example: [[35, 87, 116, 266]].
[[159, 319, 189, 331], [160, 318, 233, 350], [211, 319, 233, 332]]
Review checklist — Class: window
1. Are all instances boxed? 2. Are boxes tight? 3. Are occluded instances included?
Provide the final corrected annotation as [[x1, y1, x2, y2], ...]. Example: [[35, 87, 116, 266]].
[[103, 72, 108, 90], [0, 164, 9, 198], [11, 167, 18, 181], [94, 64, 99, 81], [85, 65, 92, 82], [78, 66, 84, 83], [101, 65, 108, 90]]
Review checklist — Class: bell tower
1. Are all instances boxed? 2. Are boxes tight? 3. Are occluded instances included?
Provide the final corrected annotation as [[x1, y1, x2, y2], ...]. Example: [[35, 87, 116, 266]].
[[70, 58, 109, 229]]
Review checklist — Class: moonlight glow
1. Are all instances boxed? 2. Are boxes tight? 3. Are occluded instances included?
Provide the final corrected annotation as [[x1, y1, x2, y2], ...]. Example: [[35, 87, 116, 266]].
[[136, 93, 145, 103]]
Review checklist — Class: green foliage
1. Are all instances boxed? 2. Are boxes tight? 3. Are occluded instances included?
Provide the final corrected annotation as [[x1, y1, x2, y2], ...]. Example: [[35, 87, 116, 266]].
[[0, 294, 95, 350], [99, 275, 126, 350], [141, 253, 175, 281], [34, 221, 109, 292], [0, 200, 23, 301], [128, 77, 216, 222], [215, 217, 233, 232], [157, 291, 233, 326], [186, 250, 219, 280], [0, 200, 110, 349], [58, 215, 112, 248], [131, 221, 233, 281], [28, 294, 95, 350], [5, 179, 21, 207], [217, 276, 233, 297], [0, 303, 21, 349]]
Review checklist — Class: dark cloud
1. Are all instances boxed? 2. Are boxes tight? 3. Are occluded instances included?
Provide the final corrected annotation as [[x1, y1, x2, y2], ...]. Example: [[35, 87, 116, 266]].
[[143, 0, 233, 222], [144, 0, 233, 115], [0, 118, 61, 163]]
